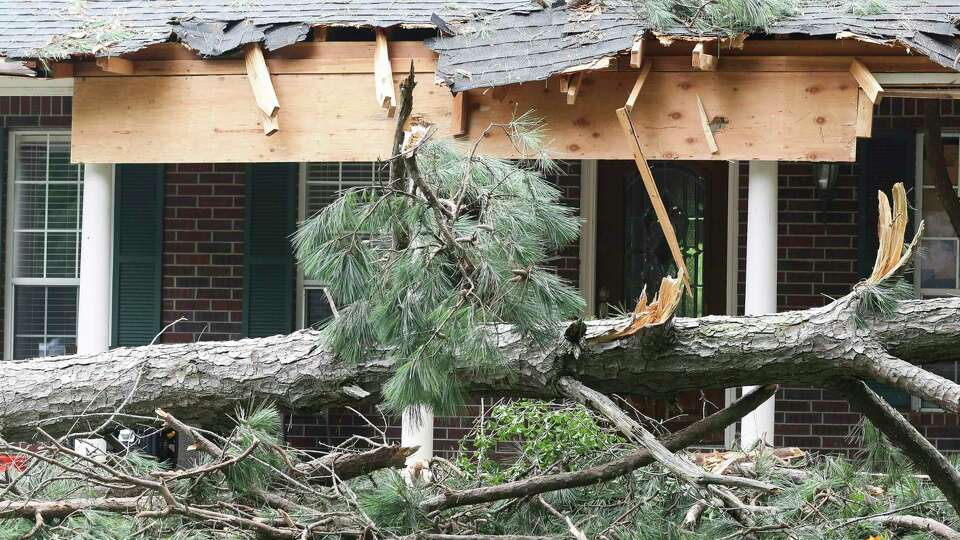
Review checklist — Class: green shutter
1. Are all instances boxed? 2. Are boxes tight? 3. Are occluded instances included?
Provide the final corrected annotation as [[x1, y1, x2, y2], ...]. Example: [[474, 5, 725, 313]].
[[243, 163, 297, 337], [857, 131, 916, 409], [112, 164, 164, 347]]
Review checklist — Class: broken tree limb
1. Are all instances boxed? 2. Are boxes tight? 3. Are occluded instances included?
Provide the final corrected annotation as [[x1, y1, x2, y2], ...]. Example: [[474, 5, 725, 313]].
[[860, 515, 960, 540], [420, 384, 778, 513], [840, 379, 960, 517], [558, 377, 776, 493], [296, 445, 418, 484], [2, 297, 960, 440]]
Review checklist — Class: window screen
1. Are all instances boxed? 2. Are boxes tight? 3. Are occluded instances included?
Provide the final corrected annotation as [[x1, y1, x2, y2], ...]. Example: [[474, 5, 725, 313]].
[[9, 133, 82, 359]]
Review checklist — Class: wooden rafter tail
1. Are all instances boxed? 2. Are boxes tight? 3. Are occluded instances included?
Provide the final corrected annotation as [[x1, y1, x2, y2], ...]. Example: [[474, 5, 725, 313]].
[[691, 43, 717, 71], [624, 61, 652, 112], [695, 95, 719, 154], [614, 106, 693, 296], [262, 110, 279, 137], [559, 75, 569, 94], [451, 91, 468, 138], [566, 72, 583, 105], [850, 58, 883, 104], [867, 182, 923, 284], [629, 37, 644, 69], [243, 43, 280, 135], [95, 56, 134, 75], [374, 28, 397, 117]]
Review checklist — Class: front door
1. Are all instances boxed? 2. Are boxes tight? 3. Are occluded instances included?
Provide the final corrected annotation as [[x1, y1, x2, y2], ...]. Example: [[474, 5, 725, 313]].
[[595, 159, 729, 442]]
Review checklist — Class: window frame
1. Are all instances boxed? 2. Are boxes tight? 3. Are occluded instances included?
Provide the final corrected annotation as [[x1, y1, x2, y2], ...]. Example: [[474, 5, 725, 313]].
[[912, 131, 960, 411], [4, 129, 84, 360], [295, 162, 379, 329]]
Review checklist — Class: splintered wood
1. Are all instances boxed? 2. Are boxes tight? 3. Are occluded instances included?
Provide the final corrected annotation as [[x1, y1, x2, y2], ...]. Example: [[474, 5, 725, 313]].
[[374, 29, 397, 117], [243, 43, 280, 136], [867, 182, 924, 284], [593, 273, 685, 342]]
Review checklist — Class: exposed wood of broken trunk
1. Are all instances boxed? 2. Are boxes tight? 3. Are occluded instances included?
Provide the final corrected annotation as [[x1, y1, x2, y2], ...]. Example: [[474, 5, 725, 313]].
[[1, 295, 959, 440]]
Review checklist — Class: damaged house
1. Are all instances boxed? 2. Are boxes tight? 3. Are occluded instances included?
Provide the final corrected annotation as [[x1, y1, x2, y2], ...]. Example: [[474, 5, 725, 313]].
[[1, 0, 960, 459]]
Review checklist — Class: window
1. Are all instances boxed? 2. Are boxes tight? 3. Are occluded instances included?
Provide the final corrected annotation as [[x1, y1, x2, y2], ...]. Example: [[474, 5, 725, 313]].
[[297, 162, 380, 328], [914, 133, 960, 411], [5, 132, 83, 360]]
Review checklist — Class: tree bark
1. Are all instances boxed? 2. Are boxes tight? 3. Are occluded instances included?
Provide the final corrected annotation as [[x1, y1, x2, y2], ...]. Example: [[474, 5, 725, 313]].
[[2, 297, 960, 440], [924, 100, 960, 238]]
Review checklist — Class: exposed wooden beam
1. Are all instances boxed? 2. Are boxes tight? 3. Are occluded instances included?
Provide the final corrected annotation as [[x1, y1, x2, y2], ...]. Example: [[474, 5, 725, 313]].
[[630, 38, 644, 69], [95, 56, 134, 75], [243, 43, 281, 135], [624, 60, 653, 112], [850, 58, 883, 104], [50, 62, 74, 78], [615, 106, 692, 294], [566, 72, 583, 105], [374, 28, 397, 117], [695, 95, 719, 153], [559, 76, 569, 94], [856, 89, 874, 138], [691, 43, 717, 71], [452, 92, 468, 137], [312, 26, 328, 42]]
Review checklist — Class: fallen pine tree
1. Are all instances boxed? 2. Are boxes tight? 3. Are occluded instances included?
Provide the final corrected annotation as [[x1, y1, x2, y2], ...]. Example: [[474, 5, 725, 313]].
[[3, 69, 960, 538]]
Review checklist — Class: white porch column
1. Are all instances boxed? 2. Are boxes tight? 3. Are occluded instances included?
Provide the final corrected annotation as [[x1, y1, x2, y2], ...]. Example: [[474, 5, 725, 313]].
[[740, 160, 778, 450], [77, 163, 114, 355], [401, 406, 433, 467]]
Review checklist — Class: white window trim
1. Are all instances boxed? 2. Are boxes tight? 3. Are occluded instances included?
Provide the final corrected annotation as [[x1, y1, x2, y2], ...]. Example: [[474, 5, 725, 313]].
[[912, 131, 960, 412], [4, 128, 79, 360]]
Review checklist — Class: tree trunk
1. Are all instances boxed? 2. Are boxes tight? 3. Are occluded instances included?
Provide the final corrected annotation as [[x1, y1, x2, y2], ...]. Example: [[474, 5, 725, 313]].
[[2, 296, 959, 440]]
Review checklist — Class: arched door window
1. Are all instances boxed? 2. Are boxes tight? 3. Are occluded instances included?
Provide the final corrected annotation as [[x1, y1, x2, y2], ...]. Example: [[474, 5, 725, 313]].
[[623, 164, 705, 317]]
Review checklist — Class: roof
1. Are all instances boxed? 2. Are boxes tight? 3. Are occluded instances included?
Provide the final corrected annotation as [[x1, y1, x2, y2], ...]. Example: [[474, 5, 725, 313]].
[[0, 0, 958, 89], [430, 0, 960, 91], [0, 0, 536, 58]]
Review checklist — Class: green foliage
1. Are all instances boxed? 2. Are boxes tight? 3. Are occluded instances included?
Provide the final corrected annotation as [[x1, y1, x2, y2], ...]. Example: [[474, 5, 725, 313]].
[[358, 470, 429, 533], [223, 403, 285, 494], [853, 278, 914, 328], [456, 399, 626, 483], [293, 115, 584, 413], [845, 0, 889, 16], [633, 0, 798, 35]]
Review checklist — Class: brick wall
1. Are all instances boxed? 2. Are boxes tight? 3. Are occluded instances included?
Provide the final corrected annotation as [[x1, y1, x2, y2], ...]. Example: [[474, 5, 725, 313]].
[[161, 164, 246, 343], [0, 96, 73, 354]]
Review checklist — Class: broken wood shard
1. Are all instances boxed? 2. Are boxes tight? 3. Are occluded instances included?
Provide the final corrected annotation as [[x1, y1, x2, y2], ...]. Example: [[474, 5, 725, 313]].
[[695, 95, 719, 154], [850, 58, 883, 104], [95, 56, 133, 75], [615, 106, 692, 294], [592, 273, 684, 343], [242, 43, 281, 135], [625, 61, 653, 112], [867, 182, 923, 284], [856, 88, 874, 138], [691, 43, 717, 71], [451, 91, 468, 137], [374, 28, 397, 117], [630, 37, 644, 68], [566, 73, 583, 105]]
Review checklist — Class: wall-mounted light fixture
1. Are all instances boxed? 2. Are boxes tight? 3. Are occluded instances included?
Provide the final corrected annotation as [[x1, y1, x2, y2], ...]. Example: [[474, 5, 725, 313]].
[[813, 163, 842, 221]]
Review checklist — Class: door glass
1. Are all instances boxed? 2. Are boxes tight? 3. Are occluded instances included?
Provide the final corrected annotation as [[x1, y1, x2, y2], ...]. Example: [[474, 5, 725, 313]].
[[623, 164, 705, 317]]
